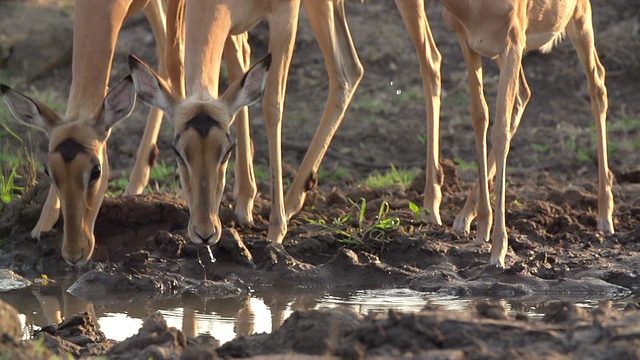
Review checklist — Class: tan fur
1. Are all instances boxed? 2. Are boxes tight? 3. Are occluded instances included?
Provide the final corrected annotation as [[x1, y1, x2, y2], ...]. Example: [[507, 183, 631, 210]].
[[536, 30, 566, 53], [130, 48, 270, 244], [173, 99, 233, 131]]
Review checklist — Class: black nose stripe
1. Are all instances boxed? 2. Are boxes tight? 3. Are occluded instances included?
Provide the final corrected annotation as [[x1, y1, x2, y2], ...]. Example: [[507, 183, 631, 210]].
[[54, 138, 87, 162], [186, 113, 220, 137]]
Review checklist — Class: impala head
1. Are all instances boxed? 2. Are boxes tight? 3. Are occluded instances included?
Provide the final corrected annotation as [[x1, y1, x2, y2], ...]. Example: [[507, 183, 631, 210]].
[[0, 78, 136, 266], [128, 53, 271, 246]]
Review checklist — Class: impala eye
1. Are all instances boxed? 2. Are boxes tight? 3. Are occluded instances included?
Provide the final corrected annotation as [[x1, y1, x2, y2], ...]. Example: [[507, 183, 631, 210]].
[[222, 143, 235, 163], [89, 164, 101, 181]]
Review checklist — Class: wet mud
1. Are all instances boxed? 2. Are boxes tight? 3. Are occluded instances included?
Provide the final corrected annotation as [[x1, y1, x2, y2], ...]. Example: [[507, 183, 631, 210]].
[[2, 168, 640, 358]]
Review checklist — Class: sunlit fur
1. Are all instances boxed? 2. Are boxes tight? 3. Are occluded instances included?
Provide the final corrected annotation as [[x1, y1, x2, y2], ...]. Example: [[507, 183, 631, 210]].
[[1, 77, 135, 267], [173, 100, 235, 245], [129, 54, 270, 247], [46, 124, 110, 265]]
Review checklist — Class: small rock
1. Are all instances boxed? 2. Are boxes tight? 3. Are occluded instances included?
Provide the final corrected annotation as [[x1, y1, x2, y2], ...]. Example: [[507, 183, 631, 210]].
[[476, 301, 509, 321], [0, 269, 32, 291], [542, 301, 587, 324]]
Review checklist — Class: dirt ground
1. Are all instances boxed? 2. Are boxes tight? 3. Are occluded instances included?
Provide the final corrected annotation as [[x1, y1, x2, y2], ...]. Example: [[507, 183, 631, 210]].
[[1, 0, 640, 359]]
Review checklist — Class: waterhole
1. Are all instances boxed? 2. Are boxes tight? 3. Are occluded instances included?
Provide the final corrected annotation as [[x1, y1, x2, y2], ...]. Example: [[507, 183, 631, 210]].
[[0, 276, 633, 344]]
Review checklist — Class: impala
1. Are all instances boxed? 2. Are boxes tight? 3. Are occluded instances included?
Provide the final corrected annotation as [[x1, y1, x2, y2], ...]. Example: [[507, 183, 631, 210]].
[[443, 0, 614, 267], [0, 0, 171, 266]]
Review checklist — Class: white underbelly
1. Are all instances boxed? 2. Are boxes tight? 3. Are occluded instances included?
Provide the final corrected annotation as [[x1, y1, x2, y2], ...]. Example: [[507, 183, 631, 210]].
[[526, 31, 566, 53]]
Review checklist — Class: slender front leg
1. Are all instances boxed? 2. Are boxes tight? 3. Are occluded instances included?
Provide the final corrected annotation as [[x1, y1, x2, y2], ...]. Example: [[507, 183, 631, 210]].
[[284, 0, 364, 221], [490, 28, 525, 267], [264, 3, 301, 242], [125, 110, 163, 195], [395, 0, 443, 225], [454, 35, 492, 245], [165, 0, 186, 97], [125, 1, 169, 196], [223, 33, 257, 226], [31, 184, 60, 238], [567, 2, 614, 234], [454, 61, 531, 233]]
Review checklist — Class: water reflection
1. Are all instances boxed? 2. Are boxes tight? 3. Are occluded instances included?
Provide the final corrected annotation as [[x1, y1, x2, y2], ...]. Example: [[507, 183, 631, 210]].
[[0, 278, 634, 345]]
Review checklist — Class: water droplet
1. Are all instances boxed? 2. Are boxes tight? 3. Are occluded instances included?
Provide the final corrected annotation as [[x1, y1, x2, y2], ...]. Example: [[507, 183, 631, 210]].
[[396, 89, 402, 95], [389, 81, 394, 86], [207, 246, 217, 263]]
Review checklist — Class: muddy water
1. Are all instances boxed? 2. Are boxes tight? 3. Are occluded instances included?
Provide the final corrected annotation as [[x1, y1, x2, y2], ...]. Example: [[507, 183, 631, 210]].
[[1, 278, 634, 345]]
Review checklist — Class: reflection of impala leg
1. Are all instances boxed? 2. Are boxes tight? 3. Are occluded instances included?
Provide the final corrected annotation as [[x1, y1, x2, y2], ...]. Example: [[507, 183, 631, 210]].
[[61, 291, 94, 323], [31, 290, 62, 325], [395, 0, 443, 225], [125, 1, 169, 195], [567, 2, 614, 234], [182, 305, 197, 338], [284, 0, 364, 221], [264, 4, 301, 243], [224, 34, 257, 226], [454, 62, 530, 234], [234, 298, 255, 337]]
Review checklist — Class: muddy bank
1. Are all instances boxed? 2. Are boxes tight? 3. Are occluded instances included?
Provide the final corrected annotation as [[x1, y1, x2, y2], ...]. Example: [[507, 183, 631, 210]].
[[2, 173, 640, 357], [2, 177, 638, 300], [2, 135, 640, 353], [1, 297, 640, 359], [217, 301, 640, 359]]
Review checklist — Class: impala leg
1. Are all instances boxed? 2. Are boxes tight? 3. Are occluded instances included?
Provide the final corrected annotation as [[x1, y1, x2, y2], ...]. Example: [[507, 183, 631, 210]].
[[67, 0, 134, 118], [165, 0, 186, 97], [125, 0, 169, 196], [489, 26, 525, 267], [395, 0, 443, 225], [31, 184, 60, 239], [284, 0, 364, 221], [567, 1, 614, 234], [453, 34, 492, 244], [454, 60, 531, 234], [124, 108, 163, 195], [223, 33, 257, 226], [264, 4, 301, 242]]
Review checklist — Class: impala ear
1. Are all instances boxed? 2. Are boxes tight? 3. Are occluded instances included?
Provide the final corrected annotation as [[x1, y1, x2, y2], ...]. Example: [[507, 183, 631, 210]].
[[128, 54, 178, 120], [222, 53, 271, 116], [1, 84, 62, 136], [96, 75, 137, 135]]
